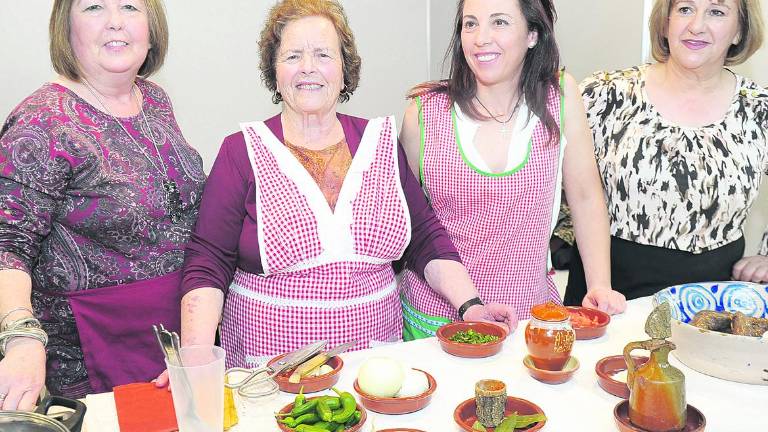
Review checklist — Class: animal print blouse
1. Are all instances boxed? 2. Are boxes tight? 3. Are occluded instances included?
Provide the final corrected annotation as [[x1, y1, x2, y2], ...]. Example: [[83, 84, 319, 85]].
[[580, 65, 768, 254]]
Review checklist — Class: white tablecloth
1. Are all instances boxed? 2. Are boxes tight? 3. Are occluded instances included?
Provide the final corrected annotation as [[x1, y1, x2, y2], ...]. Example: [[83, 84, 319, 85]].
[[82, 296, 768, 431]]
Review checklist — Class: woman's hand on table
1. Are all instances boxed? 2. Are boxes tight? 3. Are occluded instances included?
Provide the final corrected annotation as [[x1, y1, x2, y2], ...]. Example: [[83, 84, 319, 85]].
[[463, 303, 519, 333], [153, 369, 170, 389], [0, 337, 46, 410], [582, 287, 626, 315], [732, 255, 768, 283]]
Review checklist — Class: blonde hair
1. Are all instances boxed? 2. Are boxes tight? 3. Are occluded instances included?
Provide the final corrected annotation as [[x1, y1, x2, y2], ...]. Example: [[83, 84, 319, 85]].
[[259, 0, 361, 103], [49, 0, 169, 81], [649, 0, 764, 66]]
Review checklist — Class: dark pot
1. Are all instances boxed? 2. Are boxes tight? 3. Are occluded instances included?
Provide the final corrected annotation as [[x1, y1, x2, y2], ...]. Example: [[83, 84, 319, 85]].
[[0, 395, 86, 432]]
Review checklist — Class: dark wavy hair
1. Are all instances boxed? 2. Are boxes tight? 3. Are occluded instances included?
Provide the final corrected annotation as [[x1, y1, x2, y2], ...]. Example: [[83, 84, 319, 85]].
[[411, 0, 561, 144]]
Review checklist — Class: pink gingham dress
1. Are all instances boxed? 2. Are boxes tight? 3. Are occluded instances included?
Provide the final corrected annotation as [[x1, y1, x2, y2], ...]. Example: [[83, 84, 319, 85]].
[[401, 88, 564, 323], [221, 117, 411, 367]]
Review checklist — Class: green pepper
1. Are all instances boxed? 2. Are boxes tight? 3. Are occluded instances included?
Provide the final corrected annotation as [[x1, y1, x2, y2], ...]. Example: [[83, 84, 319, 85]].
[[293, 412, 320, 426], [334, 426, 345, 432], [323, 396, 341, 411], [343, 409, 361, 427], [317, 396, 335, 422], [295, 425, 332, 432], [514, 413, 546, 428], [471, 420, 487, 431], [290, 398, 318, 417], [330, 388, 357, 423], [495, 412, 518, 432], [277, 416, 297, 427], [294, 386, 306, 409]]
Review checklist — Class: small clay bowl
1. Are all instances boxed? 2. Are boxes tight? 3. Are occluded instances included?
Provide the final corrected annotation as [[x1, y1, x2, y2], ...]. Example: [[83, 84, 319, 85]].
[[454, 396, 546, 431], [436, 321, 507, 358], [566, 306, 611, 340], [267, 353, 343, 393], [353, 369, 437, 414], [523, 355, 579, 384], [276, 395, 368, 432], [613, 400, 706, 432], [377, 429, 427, 432], [595, 355, 649, 399]]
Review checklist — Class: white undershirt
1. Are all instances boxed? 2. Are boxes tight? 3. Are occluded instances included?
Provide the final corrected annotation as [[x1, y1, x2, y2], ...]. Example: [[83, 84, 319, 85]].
[[454, 101, 539, 172]]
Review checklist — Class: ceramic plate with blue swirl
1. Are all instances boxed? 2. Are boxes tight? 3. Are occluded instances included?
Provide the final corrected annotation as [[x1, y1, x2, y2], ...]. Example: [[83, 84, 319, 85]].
[[652, 281, 768, 323]]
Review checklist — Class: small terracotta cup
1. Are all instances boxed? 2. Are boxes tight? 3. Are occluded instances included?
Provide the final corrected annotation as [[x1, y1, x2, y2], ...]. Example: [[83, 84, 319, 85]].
[[474, 379, 507, 428]]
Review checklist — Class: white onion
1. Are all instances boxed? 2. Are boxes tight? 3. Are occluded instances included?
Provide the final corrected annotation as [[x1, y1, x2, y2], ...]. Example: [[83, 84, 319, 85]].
[[357, 357, 405, 397], [395, 369, 429, 397]]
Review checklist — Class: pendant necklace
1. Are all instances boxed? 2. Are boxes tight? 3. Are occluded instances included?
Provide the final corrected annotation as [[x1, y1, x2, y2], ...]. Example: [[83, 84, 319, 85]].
[[82, 78, 183, 224], [475, 95, 521, 134]]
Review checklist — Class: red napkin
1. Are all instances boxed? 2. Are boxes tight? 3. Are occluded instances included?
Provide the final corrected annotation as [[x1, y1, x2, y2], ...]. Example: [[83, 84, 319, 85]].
[[113, 382, 178, 432]]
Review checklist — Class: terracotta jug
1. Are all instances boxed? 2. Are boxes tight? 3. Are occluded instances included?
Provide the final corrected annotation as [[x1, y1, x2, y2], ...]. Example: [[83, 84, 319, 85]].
[[623, 303, 686, 432]]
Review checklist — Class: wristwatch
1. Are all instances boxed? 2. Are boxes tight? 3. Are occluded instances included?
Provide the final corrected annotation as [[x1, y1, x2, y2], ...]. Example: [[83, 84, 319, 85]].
[[458, 297, 484, 320]]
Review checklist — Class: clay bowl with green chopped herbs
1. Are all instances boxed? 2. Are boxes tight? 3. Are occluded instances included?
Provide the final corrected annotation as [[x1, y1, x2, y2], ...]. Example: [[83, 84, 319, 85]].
[[436, 322, 507, 358]]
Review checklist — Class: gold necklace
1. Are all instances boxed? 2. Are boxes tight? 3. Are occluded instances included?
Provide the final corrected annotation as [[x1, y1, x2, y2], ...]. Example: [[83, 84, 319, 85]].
[[82, 78, 183, 223], [474, 95, 522, 134]]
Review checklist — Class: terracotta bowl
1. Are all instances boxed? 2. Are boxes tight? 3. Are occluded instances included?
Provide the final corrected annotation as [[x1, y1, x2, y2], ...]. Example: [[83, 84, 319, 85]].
[[613, 400, 706, 432], [267, 353, 343, 394], [566, 306, 611, 340], [454, 396, 546, 431], [595, 355, 649, 399], [377, 429, 426, 432], [353, 369, 436, 414], [276, 395, 367, 432], [436, 321, 507, 358], [523, 355, 579, 384]]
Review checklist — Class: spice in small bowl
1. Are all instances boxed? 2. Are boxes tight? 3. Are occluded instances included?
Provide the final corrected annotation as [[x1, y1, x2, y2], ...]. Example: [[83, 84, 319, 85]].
[[436, 322, 507, 358]]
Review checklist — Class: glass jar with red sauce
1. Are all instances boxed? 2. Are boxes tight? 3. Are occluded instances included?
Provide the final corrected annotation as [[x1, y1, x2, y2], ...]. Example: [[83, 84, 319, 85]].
[[524, 302, 575, 371]]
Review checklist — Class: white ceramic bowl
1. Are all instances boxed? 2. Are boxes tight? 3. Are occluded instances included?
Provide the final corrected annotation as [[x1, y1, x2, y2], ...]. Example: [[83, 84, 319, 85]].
[[653, 282, 768, 385]]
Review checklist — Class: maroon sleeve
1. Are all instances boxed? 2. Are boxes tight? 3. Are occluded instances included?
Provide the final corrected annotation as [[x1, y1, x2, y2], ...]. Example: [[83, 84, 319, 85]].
[[181, 132, 253, 295], [396, 141, 461, 277]]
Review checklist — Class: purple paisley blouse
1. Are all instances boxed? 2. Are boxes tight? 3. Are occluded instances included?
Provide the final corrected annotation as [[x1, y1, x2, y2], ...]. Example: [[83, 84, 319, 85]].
[[0, 80, 205, 398]]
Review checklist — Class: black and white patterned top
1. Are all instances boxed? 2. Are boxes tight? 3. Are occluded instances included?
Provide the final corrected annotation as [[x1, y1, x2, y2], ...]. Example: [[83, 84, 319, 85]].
[[580, 64, 768, 255]]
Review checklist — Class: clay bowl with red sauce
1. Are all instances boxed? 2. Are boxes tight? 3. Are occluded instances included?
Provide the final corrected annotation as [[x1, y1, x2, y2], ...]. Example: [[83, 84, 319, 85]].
[[436, 322, 507, 358], [267, 353, 343, 393], [614, 400, 706, 432], [353, 369, 437, 414], [566, 306, 611, 340], [276, 396, 367, 432], [523, 354, 579, 384], [454, 396, 546, 431], [595, 355, 649, 399]]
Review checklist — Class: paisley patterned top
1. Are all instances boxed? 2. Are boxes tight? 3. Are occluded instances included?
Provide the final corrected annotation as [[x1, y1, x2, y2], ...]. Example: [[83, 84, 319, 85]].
[[0, 80, 205, 397], [580, 65, 768, 254]]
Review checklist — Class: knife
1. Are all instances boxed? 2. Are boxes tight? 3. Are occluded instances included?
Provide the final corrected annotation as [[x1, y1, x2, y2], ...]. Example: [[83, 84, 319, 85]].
[[288, 340, 357, 383], [226, 340, 327, 390]]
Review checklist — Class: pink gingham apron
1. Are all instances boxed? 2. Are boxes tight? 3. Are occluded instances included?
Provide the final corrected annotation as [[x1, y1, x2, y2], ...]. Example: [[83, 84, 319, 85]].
[[401, 87, 564, 325], [221, 117, 411, 367]]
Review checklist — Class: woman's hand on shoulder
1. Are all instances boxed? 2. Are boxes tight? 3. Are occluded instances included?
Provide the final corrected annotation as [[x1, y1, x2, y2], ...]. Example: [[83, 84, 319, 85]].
[[462, 303, 519, 334], [732, 255, 768, 283], [0, 337, 46, 410], [582, 287, 626, 315]]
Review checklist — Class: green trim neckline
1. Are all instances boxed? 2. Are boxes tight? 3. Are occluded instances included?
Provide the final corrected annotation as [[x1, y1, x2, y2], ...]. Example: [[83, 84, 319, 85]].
[[451, 107, 532, 177]]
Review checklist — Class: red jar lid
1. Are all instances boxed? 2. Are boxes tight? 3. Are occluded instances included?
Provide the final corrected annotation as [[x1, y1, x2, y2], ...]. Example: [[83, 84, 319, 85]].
[[530, 302, 569, 321]]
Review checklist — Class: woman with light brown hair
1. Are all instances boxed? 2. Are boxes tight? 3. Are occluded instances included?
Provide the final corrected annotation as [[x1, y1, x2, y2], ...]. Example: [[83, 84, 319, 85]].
[[565, 0, 768, 304], [0, 0, 204, 404], [165, 0, 515, 371]]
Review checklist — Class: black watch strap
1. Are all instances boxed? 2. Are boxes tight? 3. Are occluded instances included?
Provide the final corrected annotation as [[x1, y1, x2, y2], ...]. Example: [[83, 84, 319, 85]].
[[457, 297, 484, 320]]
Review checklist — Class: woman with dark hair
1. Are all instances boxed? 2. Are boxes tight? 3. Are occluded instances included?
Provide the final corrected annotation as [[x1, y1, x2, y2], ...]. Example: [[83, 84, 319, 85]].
[[565, 0, 768, 303], [398, 0, 625, 340]]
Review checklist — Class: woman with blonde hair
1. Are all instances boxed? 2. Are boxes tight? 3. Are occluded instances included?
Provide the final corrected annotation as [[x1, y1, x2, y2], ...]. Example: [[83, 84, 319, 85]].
[[0, 0, 204, 404], [565, 0, 768, 304]]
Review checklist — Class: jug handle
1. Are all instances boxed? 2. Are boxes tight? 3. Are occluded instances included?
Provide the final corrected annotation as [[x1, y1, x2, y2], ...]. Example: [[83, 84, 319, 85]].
[[623, 341, 647, 392]]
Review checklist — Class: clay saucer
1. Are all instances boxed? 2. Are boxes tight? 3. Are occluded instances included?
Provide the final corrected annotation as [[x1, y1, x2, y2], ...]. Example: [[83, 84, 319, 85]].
[[614, 400, 705, 432], [523, 355, 579, 384], [267, 353, 343, 393], [276, 395, 368, 432], [595, 355, 649, 399], [566, 306, 611, 340], [377, 429, 426, 432], [436, 321, 507, 358], [454, 396, 546, 431], [353, 369, 437, 414]]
